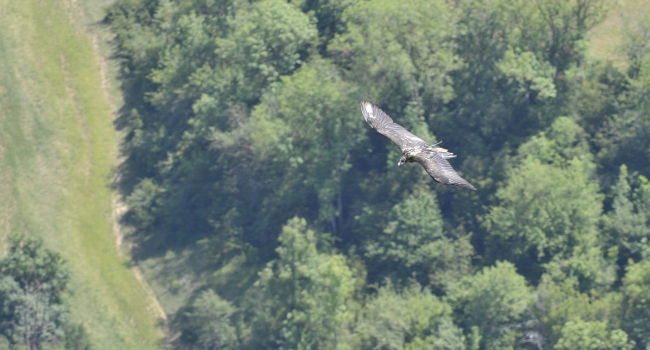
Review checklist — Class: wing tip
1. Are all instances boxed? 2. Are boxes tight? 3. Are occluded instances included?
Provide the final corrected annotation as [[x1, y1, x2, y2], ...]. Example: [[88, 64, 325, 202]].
[[360, 101, 376, 124], [464, 182, 477, 191], [455, 178, 477, 190], [360, 100, 373, 112]]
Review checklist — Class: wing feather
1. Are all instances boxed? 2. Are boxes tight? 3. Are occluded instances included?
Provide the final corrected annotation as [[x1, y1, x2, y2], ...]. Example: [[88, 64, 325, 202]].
[[360, 101, 427, 151], [414, 150, 476, 190]]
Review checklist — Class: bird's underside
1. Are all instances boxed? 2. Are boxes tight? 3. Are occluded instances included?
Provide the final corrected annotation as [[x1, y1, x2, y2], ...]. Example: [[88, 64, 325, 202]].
[[360, 101, 476, 190]]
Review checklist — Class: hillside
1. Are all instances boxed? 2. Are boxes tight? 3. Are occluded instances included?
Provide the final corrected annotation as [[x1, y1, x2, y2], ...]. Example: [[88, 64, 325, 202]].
[[0, 0, 162, 348], [0, 0, 644, 348]]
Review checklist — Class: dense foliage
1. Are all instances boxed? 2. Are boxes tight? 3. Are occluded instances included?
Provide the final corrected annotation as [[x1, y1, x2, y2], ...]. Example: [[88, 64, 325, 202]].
[[104, 0, 650, 348], [0, 235, 91, 350]]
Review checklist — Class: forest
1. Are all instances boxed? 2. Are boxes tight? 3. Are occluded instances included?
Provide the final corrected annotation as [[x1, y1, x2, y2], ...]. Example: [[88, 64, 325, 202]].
[[97, 0, 650, 348]]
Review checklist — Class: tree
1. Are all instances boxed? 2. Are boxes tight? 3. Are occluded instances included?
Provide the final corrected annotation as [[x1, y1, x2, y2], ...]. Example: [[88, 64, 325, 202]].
[[248, 57, 361, 239], [354, 283, 465, 350], [605, 165, 650, 262], [102, 0, 650, 348], [363, 186, 472, 290], [531, 272, 626, 348], [449, 0, 607, 129], [106, 0, 318, 251], [329, 0, 460, 111], [596, 14, 650, 176], [213, 0, 317, 105], [246, 217, 356, 349], [484, 157, 608, 283], [532, 0, 607, 73], [437, 1, 606, 220], [555, 319, 634, 350], [484, 117, 613, 288], [447, 261, 532, 350], [0, 235, 69, 350], [443, 0, 558, 160], [622, 259, 650, 348], [295, 0, 354, 49], [180, 289, 237, 350]]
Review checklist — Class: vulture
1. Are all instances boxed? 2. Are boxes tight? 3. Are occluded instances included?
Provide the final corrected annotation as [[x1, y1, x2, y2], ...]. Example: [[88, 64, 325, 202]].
[[361, 101, 476, 190]]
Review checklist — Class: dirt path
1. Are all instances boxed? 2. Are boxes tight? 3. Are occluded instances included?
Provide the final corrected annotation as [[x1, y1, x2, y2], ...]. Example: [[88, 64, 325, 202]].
[[97, 33, 169, 327], [111, 191, 168, 322], [64, 0, 168, 324]]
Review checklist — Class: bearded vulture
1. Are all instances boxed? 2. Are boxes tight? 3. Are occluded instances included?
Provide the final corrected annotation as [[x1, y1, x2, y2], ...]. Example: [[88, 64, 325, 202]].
[[361, 101, 476, 190]]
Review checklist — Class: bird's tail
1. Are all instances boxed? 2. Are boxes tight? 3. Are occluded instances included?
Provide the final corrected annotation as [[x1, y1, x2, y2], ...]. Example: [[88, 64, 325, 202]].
[[434, 147, 455, 159], [430, 142, 456, 159]]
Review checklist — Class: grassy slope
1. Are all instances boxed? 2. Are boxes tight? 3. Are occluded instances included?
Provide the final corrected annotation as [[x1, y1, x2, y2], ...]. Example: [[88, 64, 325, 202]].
[[0, 0, 162, 348], [589, 0, 650, 67]]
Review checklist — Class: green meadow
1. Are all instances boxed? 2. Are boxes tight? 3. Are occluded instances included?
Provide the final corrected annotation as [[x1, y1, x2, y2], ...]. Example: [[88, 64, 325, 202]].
[[589, 0, 650, 67], [0, 0, 162, 348]]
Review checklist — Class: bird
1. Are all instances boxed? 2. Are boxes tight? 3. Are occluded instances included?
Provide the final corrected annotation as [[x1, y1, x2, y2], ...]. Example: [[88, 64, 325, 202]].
[[360, 101, 476, 190]]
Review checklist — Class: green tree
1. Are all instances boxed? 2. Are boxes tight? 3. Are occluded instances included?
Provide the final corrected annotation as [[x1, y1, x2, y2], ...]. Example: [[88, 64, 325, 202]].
[[596, 14, 650, 176], [102, 1, 649, 348], [295, 0, 354, 49], [443, 0, 556, 159], [247, 217, 356, 349], [106, 0, 318, 250], [484, 117, 613, 288], [622, 259, 650, 348], [124, 178, 164, 230], [532, 0, 607, 73], [447, 262, 532, 350], [532, 272, 625, 347], [555, 319, 634, 350], [484, 157, 608, 283], [363, 186, 472, 290], [0, 235, 69, 350], [249, 58, 361, 238], [437, 1, 606, 215], [450, 0, 607, 126], [180, 289, 237, 350], [605, 165, 650, 262], [447, 261, 532, 350], [354, 283, 465, 350], [214, 0, 317, 105], [329, 0, 459, 111], [516, 116, 591, 165], [0, 235, 69, 300]]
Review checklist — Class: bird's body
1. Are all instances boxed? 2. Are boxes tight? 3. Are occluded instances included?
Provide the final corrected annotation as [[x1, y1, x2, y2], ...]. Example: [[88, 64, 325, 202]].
[[360, 101, 476, 190]]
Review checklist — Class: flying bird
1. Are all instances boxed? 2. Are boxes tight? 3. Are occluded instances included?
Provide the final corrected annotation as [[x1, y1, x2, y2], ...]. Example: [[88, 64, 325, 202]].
[[361, 101, 476, 190]]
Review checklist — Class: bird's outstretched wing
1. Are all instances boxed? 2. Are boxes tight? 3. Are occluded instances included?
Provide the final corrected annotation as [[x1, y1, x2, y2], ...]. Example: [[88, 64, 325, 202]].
[[361, 101, 476, 190], [360, 101, 428, 152], [413, 150, 476, 190]]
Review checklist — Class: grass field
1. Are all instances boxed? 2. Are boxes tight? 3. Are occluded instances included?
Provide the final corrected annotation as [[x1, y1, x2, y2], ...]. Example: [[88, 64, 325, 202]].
[[589, 0, 650, 68], [0, 0, 162, 348]]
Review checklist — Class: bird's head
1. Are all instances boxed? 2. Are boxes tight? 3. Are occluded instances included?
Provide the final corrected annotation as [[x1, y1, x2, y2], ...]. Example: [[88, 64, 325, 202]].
[[397, 155, 407, 167]]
